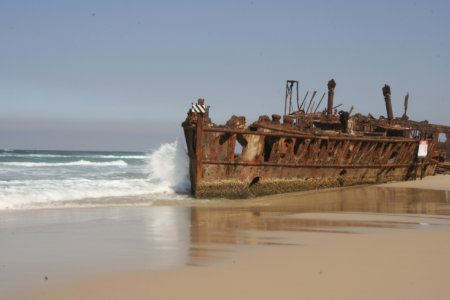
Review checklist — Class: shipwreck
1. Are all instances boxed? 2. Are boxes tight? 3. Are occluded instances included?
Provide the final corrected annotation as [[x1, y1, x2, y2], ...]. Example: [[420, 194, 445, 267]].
[[182, 80, 450, 198]]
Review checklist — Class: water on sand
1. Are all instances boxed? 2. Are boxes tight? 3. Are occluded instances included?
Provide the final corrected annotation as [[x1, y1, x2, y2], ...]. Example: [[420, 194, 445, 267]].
[[1, 183, 450, 299]]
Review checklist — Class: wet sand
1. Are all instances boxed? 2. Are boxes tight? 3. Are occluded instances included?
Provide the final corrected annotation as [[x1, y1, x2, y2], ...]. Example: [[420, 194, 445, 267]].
[[4, 175, 450, 300], [383, 173, 450, 191], [20, 228, 450, 300]]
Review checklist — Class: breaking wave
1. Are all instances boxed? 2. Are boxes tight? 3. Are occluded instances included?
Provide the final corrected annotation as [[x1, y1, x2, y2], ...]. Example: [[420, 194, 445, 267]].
[[0, 153, 146, 159], [1, 160, 128, 167], [146, 140, 190, 194], [0, 140, 191, 210]]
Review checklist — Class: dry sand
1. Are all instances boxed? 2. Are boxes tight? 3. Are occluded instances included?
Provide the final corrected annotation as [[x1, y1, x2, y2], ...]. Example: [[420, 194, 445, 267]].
[[11, 175, 450, 300]]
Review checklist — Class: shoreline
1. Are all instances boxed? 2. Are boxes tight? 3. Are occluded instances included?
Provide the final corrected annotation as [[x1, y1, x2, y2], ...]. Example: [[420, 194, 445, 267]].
[[2, 174, 448, 212], [5, 175, 450, 300]]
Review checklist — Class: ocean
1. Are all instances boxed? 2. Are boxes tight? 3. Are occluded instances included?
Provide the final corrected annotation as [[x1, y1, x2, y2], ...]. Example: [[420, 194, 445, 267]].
[[0, 141, 191, 210]]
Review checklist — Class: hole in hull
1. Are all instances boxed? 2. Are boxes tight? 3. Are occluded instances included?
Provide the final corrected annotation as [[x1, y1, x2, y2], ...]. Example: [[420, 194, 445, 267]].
[[249, 176, 261, 187]]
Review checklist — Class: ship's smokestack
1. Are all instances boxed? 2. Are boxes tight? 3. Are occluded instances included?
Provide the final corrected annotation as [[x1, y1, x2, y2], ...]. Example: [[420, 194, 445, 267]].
[[382, 84, 394, 122], [327, 79, 336, 117]]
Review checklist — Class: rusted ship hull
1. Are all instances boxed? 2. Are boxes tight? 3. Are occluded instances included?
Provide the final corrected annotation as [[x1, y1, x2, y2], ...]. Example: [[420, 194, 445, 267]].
[[183, 121, 435, 198], [183, 80, 447, 199]]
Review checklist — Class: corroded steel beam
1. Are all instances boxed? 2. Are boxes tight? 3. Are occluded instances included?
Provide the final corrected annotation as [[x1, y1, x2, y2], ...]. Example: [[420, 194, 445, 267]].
[[202, 160, 415, 168], [327, 79, 336, 117], [203, 127, 418, 143], [382, 84, 394, 122]]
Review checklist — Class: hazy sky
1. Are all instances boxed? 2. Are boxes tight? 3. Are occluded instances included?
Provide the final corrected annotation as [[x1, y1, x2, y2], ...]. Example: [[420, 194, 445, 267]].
[[1, 0, 449, 151]]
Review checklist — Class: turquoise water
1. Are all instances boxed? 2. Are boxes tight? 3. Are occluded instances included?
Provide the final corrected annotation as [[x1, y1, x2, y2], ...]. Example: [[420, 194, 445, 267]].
[[0, 142, 190, 209]]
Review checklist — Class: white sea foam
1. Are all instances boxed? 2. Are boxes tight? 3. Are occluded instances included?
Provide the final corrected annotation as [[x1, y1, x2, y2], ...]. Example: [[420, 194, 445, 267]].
[[0, 153, 146, 159], [0, 141, 190, 209], [146, 140, 190, 194], [0, 178, 190, 209], [1, 160, 128, 167], [100, 155, 147, 159]]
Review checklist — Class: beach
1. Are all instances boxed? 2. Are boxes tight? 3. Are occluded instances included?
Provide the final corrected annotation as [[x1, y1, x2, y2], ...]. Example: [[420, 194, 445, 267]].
[[2, 1, 450, 299], [3, 175, 450, 300]]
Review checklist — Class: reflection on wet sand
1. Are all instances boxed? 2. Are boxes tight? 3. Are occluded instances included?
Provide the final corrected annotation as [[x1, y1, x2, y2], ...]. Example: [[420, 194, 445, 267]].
[[253, 186, 450, 215], [187, 186, 450, 262], [3, 181, 450, 299]]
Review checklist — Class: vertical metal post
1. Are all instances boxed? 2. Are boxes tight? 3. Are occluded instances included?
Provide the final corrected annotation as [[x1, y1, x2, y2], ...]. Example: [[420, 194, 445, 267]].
[[284, 82, 289, 116], [382, 84, 394, 122], [285, 80, 299, 115], [327, 79, 336, 118], [402, 93, 409, 119], [195, 99, 205, 192]]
